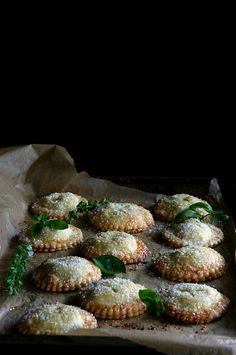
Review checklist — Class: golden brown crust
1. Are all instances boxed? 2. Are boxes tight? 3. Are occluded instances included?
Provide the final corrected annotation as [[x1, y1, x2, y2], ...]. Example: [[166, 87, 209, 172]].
[[30, 192, 88, 220], [120, 240, 148, 264], [32, 258, 102, 292], [162, 222, 224, 248], [164, 294, 230, 324], [154, 254, 227, 282], [89, 203, 154, 233], [81, 238, 148, 265], [19, 225, 83, 252], [17, 303, 97, 335], [76, 278, 146, 320], [77, 298, 146, 320], [153, 200, 172, 221], [154, 247, 227, 282], [153, 194, 210, 222]]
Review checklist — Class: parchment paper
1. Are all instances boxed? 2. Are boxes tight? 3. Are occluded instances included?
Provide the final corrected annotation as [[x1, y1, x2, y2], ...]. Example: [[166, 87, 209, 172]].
[[0, 144, 236, 355]]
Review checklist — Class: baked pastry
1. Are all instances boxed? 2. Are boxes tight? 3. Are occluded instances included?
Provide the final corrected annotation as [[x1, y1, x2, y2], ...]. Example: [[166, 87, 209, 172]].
[[17, 303, 97, 334], [80, 231, 148, 264], [160, 283, 230, 324], [89, 202, 154, 233], [30, 192, 88, 219], [153, 194, 211, 221], [154, 246, 227, 282], [77, 277, 146, 319], [162, 218, 224, 248], [32, 256, 102, 292], [19, 224, 83, 252]]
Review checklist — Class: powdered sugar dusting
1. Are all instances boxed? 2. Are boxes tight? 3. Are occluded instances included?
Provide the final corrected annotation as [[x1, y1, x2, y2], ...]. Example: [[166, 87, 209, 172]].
[[172, 219, 213, 243], [19, 303, 94, 333], [159, 246, 224, 267], [78, 278, 145, 305], [161, 283, 223, 311], [85, 231, 137, 255], [158, 194, 210, 219], [34, 192, 85, 214], [36, 256, 100, 279]]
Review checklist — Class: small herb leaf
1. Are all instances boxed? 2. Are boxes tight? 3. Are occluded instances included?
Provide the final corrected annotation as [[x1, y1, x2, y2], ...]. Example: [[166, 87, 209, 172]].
[[139, 289, 165, 318], [31, 223, 44, 237], [35, 212, 48, 223], [189, 202, 213, 213], [92, 255, 126, 275], [31, 213, 68, 237], [68, 198, 108, 222], [31, 215, 42, 222], [174, 209, 201, 222], [46, 219, 68, 230]]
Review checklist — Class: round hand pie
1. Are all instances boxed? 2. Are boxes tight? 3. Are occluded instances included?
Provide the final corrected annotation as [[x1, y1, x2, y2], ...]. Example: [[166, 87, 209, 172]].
[[153, 194, 211, 221], [30, 192, 88, 219], [19, 224, 83, 252], [32, 256, 102, 292], [80, 231, 148, 264], [160, 283, 230, 324], [162, 218, 224, 248], [154, 246, 227, 282], [77, 277, 147, 319], [17, 303, 97, 334], [89, 202, 154, 233]]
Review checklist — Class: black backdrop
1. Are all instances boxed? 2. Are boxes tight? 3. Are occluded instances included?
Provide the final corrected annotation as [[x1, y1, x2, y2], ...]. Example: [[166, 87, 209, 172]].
[[0, 100, 235, 179], [0, 5, 235, 178]]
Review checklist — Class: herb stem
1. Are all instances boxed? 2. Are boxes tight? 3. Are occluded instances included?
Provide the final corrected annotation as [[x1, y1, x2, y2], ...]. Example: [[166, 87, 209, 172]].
[[5, 243, 33, 295]]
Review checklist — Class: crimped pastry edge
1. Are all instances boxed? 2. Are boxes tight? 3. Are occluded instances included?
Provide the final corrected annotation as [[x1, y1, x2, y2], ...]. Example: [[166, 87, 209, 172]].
[[32, 260, 102, 292], [153, 257, 227, 282], [77, 298, 147, 320], [19, 225, 83, 252], [17, 305, 97, 334], [162, 223, 224, 248], [164, 294, 230, 324], [30, 195, 88, 220], [81, 239, 148, 265]]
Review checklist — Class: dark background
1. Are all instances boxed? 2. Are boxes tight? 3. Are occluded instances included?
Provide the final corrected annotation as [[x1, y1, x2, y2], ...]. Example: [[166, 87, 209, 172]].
[[0, 8, 236, 177], [1, 7, 235, 180]]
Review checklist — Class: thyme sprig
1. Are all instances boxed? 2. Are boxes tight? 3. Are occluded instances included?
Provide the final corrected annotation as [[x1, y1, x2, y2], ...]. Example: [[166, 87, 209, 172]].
[[5, 243, 33, 295], [68, 197, 108, 222]]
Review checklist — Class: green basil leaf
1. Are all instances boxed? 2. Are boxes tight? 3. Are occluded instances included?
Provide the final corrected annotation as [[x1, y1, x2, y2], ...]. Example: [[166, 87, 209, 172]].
[[40, 211, 49, 222], [189, 202, 213, 213], [31, 215, 42, 222], [31, 212, 48, 223], [92, 255, 126, 275], [31, 223, 44, 237], [46, 219, 68, 230], [174, 209, 201, 222], [139, 289, 165, 318]]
